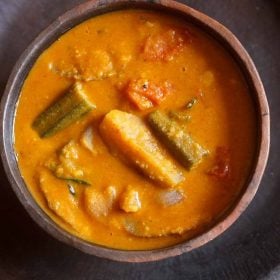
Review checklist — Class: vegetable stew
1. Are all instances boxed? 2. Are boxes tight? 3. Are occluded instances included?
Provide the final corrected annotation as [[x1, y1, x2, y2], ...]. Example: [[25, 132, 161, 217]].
[[14, 10, 257, 250]]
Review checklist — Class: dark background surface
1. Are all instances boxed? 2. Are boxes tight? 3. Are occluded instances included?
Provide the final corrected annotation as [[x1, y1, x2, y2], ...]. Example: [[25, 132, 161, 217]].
[[0, 0, 279, 279]]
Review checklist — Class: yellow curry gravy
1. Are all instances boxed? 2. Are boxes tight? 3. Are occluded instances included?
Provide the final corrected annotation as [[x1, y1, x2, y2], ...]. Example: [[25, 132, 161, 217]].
[[14, 10, 256, 250]]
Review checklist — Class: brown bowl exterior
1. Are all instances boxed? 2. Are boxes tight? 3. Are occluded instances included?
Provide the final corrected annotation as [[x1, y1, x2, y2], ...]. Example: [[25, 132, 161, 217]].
[[0, 0, 270, 262]]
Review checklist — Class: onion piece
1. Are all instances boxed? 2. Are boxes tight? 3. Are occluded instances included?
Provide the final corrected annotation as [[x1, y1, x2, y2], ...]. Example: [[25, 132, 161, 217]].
[[158, 189, 185, 206], [81, 126, 94, 153]]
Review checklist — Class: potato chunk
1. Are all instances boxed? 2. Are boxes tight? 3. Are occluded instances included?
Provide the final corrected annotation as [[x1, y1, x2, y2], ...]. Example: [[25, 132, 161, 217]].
[[119, 187, 141, 213], [99, 110, 184, 187]]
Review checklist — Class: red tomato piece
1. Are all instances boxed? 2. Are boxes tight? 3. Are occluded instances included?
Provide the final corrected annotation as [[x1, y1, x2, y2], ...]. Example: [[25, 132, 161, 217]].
[[143, 28, 191, 61], [126, 79, 172, 110], [207, 147, 230, 179]]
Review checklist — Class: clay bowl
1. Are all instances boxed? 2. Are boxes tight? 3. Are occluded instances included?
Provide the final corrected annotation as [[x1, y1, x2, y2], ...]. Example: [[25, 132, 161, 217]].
[[0, 0, 270, 262]]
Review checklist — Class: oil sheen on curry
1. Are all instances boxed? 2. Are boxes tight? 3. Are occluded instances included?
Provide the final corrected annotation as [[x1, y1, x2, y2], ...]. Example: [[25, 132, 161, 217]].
[[14, 10, 256, 250]]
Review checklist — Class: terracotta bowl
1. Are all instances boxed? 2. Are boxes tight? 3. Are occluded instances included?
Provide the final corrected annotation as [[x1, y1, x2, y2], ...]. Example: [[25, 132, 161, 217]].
[[0, 0, 270, 262]]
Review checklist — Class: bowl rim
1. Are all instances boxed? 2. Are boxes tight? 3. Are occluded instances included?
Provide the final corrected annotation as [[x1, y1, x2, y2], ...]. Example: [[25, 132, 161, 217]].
[[0, 0, 270, 262]]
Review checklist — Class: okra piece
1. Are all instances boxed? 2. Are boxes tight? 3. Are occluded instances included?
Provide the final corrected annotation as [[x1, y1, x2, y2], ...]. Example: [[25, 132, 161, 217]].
[[32, 82, 95, 138], [100, 110, 184, 187], [148, 110, 208, 169]]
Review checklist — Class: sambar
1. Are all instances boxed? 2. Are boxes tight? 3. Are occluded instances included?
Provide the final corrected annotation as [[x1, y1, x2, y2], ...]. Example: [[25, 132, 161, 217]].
[[14, 9, 257, 250]]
